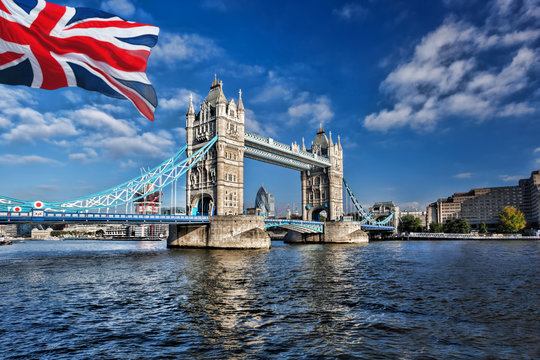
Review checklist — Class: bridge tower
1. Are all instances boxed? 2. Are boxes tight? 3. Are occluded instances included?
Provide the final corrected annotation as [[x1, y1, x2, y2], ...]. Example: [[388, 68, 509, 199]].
[[301, 127, 343, 221], [185, 76, 245, 216]]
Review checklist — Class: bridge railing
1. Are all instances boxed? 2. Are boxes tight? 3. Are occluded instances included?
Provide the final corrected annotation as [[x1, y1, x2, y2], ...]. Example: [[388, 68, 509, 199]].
[[0, 211, 210, 223], [245, 132, 330, 165]]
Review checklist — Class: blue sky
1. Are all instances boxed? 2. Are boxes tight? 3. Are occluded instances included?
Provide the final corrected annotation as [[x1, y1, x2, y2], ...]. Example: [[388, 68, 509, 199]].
[[0, 0, 539, 215]]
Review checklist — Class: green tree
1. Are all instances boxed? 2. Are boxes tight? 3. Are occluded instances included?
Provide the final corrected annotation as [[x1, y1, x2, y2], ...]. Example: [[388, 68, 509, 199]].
[[430, 222, 443, 233], [497, 206, 526, 233], [399, 215, 423, 233], [443, 218, 471, 234], [479, 222, 488, 234]]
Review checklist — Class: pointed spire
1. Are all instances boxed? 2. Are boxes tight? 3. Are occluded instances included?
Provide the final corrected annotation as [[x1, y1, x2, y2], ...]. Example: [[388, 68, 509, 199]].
[[338, 135, 342, 149], [187, 93, 194, 115], [212, 73, 219, 87], [329, 131, 333, 145], [216, 86, 227, 104], [302, 137, 306, 151], [238, 89, 244, 111]]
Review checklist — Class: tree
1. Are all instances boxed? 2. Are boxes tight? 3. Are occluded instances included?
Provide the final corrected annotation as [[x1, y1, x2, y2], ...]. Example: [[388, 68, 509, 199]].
[[399, 215, 423, 233], [430, 222, 443, 233], [443, 218, 471, 234], [479, 222, 488, 234], [497, 206, 526, 233]]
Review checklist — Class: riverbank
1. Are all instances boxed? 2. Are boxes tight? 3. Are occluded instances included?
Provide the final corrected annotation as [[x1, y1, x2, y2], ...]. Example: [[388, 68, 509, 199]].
[[396, 232, 540, 240]]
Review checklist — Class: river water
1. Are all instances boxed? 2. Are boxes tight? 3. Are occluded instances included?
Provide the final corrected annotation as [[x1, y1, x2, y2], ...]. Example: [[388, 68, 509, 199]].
[[0, 240, 538, 359]]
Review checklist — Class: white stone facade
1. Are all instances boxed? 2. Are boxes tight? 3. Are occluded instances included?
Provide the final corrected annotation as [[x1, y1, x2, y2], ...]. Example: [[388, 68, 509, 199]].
[[186, 77, 245, 216]]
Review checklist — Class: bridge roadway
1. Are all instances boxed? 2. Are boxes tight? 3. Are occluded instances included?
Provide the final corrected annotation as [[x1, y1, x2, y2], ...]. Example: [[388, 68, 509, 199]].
[[0, 211, 393, 232], [244, 132, 331, 171]]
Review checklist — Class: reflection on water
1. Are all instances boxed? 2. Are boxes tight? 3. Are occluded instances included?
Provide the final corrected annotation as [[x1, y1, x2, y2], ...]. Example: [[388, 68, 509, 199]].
[[0, 240, 539, 359]]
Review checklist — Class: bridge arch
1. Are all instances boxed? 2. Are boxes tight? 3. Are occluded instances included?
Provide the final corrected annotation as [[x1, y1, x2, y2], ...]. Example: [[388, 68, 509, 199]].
[[309, 205, 328, 221], [190, 193, 214, 216]]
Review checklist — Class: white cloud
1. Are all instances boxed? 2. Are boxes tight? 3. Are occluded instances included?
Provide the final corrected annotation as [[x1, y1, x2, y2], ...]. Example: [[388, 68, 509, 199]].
[[244, 109, 277, 137], [202, 0, 226, 11], [0, 154, 62, 165], [69, 148, 98, 163], [364, 1, 540, 132], [498, 102, 535, 117], [63, 90, 82, 104], [120, 159, 137, 168], [152, 33, 222, 65], [84, 130, 175, 160], [288, 96, 334, 126], [454, 172, 473, 179], [0, 85, 34, 108], [399, 201, 425, 211], [160, 89, 202, 111], [101, 0, 135, 17], [1, 108, 78, 143], [74, 107, 136, 137], [499, 174, 523, 182], [0, 116, 10, 129], [173, 127, 186, 139], [333, 3, 367, 21], [252, 71, 293, 103], [534, 148, 540, 153]]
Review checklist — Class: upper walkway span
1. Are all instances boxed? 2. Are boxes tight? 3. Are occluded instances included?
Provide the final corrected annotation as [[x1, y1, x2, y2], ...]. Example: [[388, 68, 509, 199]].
[[244, 132, 331, 171]]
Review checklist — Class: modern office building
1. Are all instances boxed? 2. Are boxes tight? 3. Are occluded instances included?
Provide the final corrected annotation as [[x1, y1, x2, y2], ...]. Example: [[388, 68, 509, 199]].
[[427, 170, 540, 227], [255, 186, 275, 218]]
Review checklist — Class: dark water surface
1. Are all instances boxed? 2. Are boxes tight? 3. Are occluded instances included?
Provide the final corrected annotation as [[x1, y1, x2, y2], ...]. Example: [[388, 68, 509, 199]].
[[0, 240, 538, 359]]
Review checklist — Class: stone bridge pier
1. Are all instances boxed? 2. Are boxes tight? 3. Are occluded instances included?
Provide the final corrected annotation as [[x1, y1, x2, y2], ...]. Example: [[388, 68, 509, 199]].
[[284, 221, 368, 244], [167, 215, 270, 249]]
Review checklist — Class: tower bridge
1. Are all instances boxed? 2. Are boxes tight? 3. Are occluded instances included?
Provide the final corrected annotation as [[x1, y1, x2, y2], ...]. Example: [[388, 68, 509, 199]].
[[0, 77, 395, 248], [185, 77, 343, 223]]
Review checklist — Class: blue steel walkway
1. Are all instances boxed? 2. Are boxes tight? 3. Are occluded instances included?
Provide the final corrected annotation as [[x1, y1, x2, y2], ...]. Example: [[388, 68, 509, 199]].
[[0, 211, 393, 231]]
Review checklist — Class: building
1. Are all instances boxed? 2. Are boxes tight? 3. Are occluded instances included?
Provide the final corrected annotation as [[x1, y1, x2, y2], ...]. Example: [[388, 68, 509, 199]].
[[185, 76, 245, 216], [400, 209, 427, 229], [255, 186, 275, 218], [31, 227, 53, 239], [128, 224, 168, 238], [426, 191, 478, 225], [427, 170, 540, 228], [0, 225, 17, 237], [104, 224, 129, 237], [134, 184, 162, 214], [369, 201, 400, 229], [301, 126, 344, 221]]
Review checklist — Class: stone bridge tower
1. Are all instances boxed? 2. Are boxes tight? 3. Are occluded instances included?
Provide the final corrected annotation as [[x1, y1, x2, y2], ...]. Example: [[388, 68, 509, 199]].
[[301, 127, 343, 221], [185, 76, 245, 216]]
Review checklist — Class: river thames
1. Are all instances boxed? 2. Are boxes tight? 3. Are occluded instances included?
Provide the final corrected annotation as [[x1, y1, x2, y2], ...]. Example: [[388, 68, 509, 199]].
[[0, 240, 538, 359]]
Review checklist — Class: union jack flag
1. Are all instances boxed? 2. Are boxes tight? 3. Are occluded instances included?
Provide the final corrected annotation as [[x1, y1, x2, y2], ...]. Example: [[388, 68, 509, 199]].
[[0, 0, 159, 120]]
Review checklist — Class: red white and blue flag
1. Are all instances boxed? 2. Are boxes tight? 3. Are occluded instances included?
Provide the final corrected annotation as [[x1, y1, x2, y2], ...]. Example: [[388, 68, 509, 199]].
[[0, 0, 159, 120]]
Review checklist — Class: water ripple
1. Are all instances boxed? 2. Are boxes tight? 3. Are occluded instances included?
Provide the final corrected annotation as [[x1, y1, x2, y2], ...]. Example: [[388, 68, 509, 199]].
[[0, 240, 539, 359]]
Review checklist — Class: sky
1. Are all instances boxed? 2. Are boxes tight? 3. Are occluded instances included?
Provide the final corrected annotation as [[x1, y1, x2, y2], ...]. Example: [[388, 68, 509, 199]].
[[0, 0, 539, 215]]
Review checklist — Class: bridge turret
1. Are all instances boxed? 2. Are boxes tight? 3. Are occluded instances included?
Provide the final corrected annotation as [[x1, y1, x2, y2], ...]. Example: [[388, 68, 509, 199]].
[[237, 89, 245, 122], [186, 77, 245, 217], [301, 126, 344, 221]]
